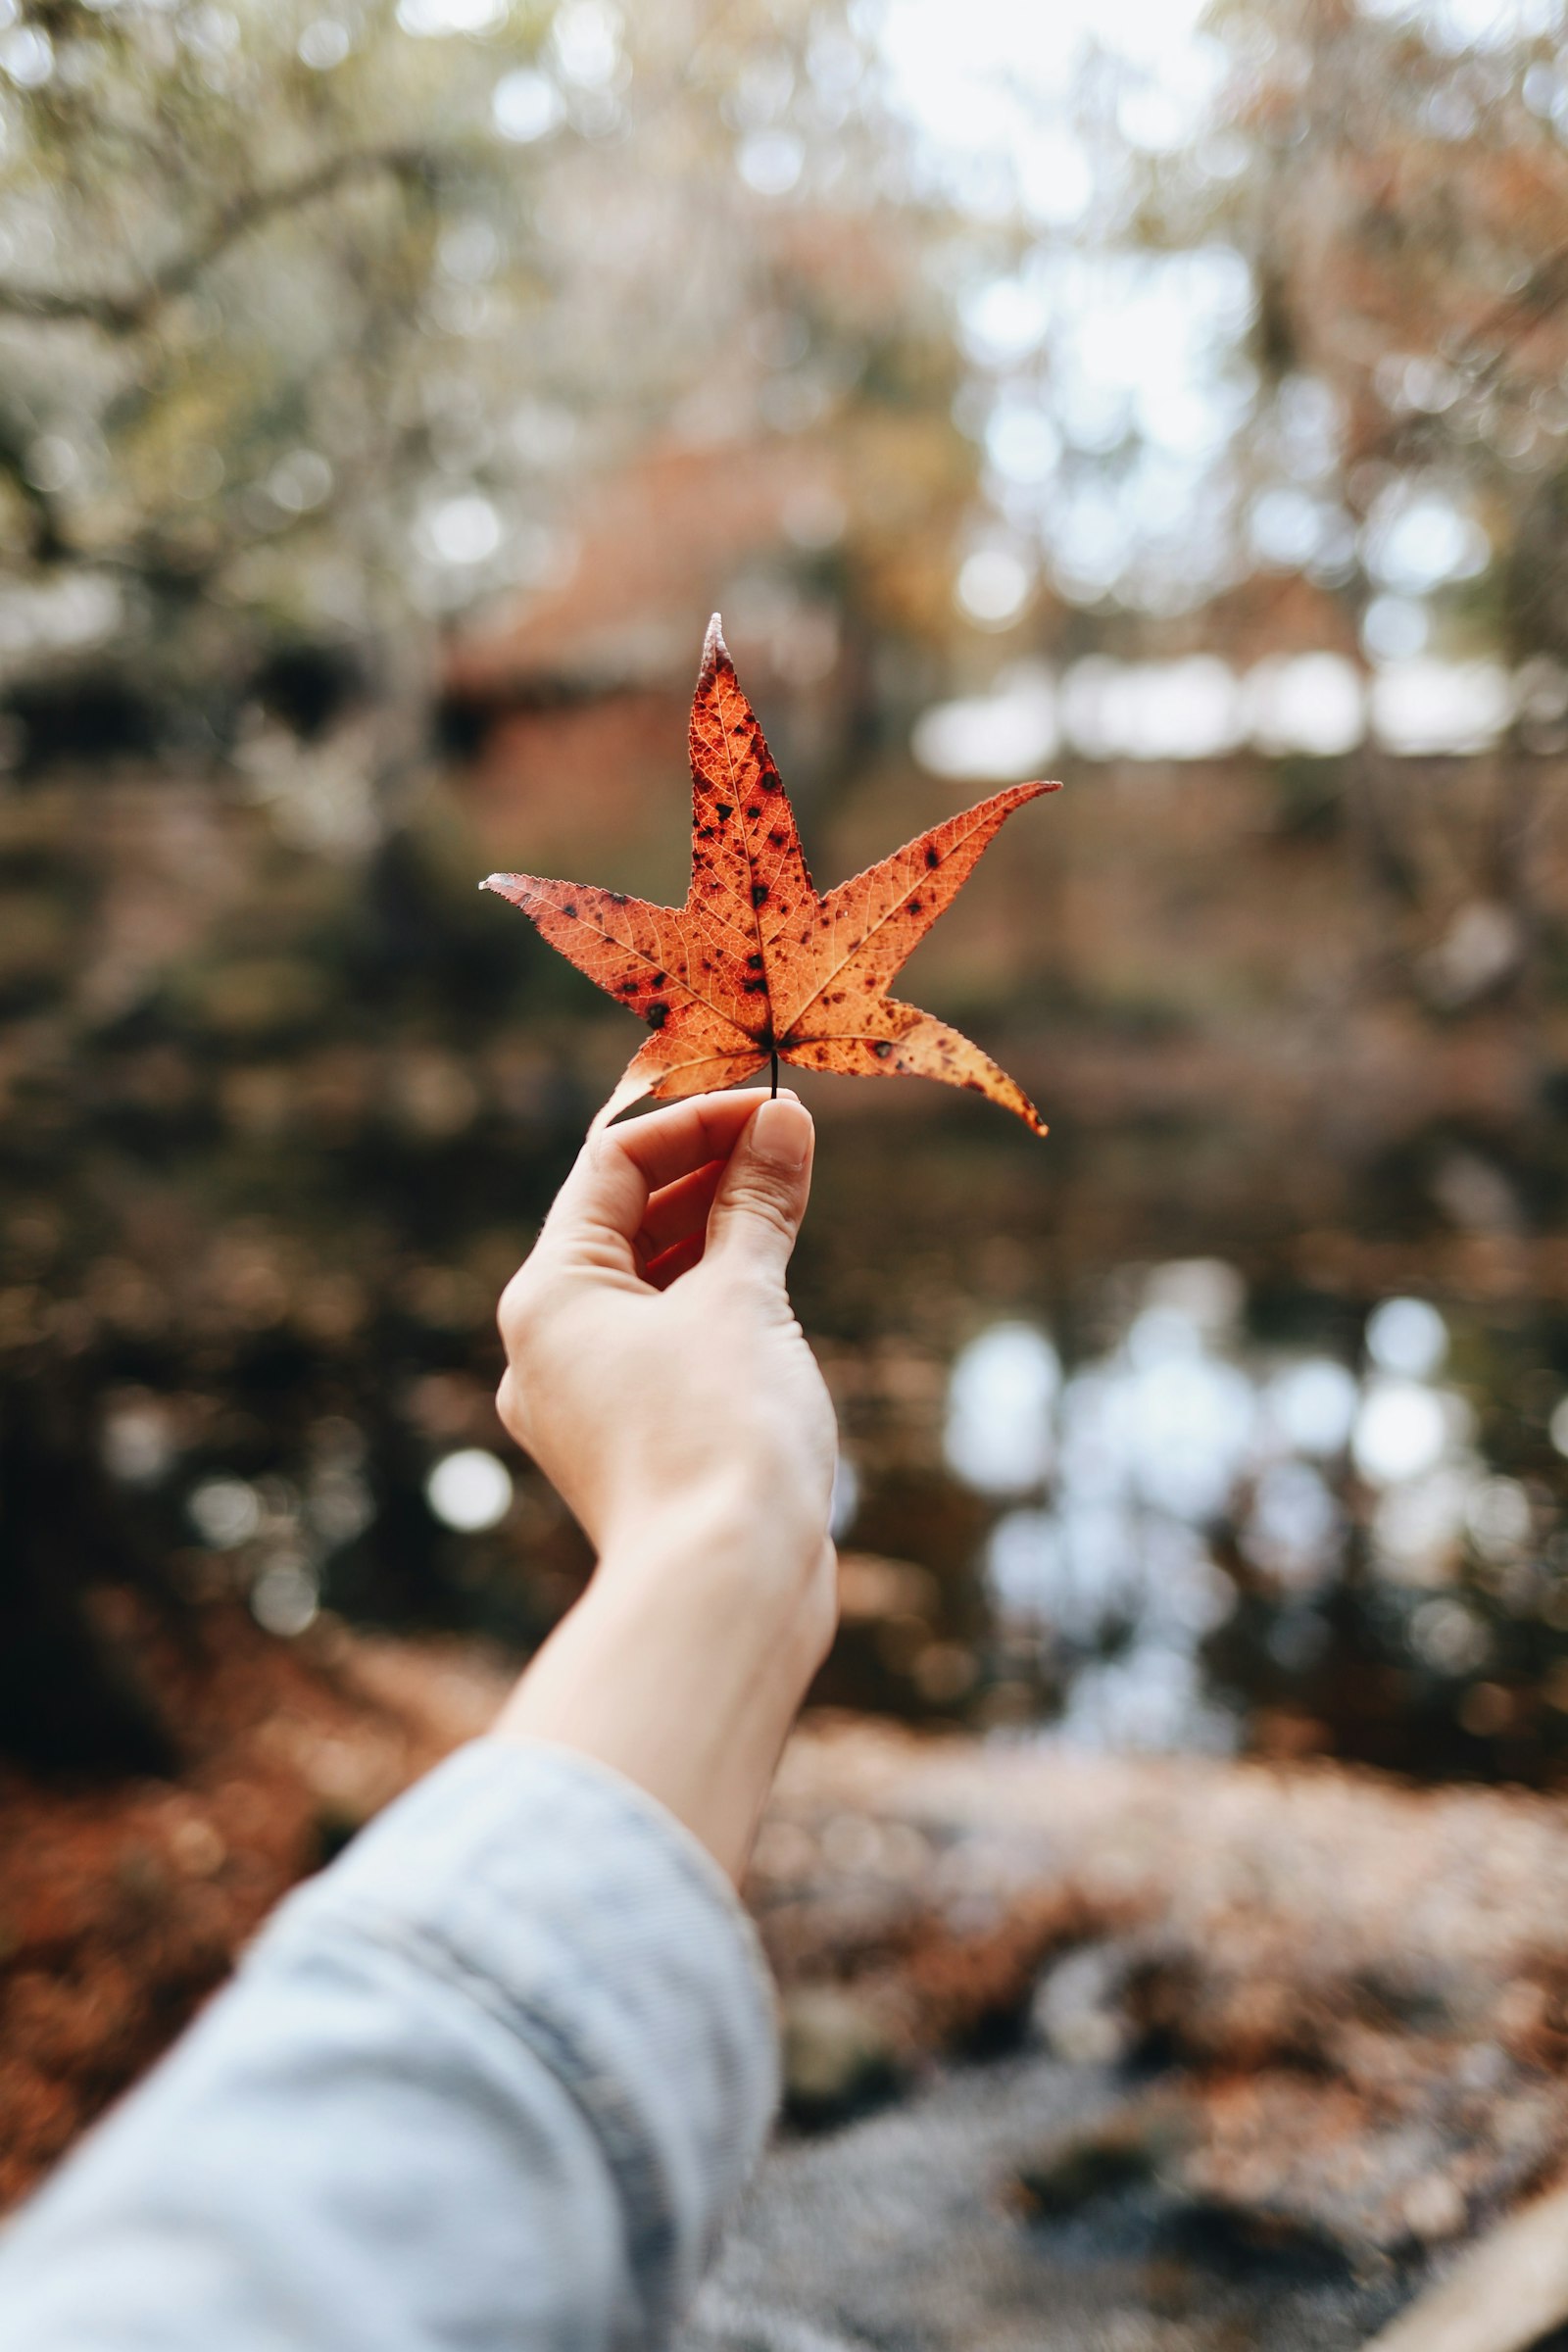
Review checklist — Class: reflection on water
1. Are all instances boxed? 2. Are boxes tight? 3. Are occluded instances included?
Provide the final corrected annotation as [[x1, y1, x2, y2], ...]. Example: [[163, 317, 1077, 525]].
[[827, 1260, 1568, 1780], [78, 1202, 1568, 1786], [945, 1322, 1060, 1494]]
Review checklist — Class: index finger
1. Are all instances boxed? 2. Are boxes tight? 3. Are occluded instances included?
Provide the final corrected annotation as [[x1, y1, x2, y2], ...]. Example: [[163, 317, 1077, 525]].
[[545, 1088, 797, 1251]]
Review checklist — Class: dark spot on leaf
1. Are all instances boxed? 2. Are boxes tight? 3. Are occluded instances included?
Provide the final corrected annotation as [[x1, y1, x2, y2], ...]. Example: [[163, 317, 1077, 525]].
[[872, 1041, 892, 1059], [606, 890, 627, 906], [908, 898, 921, 913], [751, 884, 769, 907], [564, 903, 578, 918], [744, 977, 766, 994], [746, 953, 764, 970], [924, 847, 940, 869], [647, 1002, 669, 1029], [715, 803, 733, 821], [747, 805, 761, 819], [769, 828, 787, 848]]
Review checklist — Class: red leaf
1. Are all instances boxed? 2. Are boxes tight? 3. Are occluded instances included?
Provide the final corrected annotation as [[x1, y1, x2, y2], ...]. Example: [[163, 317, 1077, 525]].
[[482, 615, 1060, 1131]]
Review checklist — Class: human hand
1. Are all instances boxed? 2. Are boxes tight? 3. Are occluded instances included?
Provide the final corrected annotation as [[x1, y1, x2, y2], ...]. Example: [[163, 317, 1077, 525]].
[[496, 1087, 836, 1593], [493, 1089, 839, 1876]]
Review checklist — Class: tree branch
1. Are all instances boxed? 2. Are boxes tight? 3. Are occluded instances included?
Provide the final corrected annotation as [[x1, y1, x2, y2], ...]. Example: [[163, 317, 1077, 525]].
[[0, 144, 439, 334]]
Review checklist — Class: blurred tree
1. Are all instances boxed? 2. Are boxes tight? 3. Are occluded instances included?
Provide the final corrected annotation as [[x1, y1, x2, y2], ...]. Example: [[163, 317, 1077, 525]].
[[0, 0, 993, 1772], [0, 0, 964, 799], [1185, 0, 1568, 1005], [1207, 0, 1568, 608]]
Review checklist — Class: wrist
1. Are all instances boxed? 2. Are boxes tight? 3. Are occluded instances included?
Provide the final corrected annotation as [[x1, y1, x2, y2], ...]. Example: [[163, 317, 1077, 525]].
[[597, 1517, 835, 1694], [494, 1501, 837, 1881], [592, 1466, 825, 1613]]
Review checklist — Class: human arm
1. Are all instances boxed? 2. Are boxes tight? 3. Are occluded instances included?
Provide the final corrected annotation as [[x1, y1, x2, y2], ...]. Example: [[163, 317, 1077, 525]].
[[0, 1089, 836, 2349], [491, 1086, 838, 1878]]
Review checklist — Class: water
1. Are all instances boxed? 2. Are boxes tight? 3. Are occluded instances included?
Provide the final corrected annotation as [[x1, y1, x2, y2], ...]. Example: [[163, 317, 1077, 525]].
[[798, 1134, 1568, 1783], [41, 1059, 1568, 1787], [63, 1109, 1568, 1785], [10, 772, 1568, 1787]]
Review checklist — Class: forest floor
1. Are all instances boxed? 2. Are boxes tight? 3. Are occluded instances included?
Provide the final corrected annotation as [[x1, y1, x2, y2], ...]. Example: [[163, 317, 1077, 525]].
[[8, 1605, 1568, 2347]]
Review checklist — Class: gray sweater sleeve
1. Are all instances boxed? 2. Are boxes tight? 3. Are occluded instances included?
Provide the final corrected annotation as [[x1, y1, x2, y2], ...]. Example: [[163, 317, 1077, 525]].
[[0, 1738, 780, 2351]]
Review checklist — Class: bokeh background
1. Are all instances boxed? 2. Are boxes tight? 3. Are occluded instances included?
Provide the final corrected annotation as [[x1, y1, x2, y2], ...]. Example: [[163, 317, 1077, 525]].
[[9, 0, 1568, 1800]]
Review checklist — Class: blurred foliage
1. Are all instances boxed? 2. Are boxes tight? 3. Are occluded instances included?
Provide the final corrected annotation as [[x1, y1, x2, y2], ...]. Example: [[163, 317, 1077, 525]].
[[0, 0, 961, 768], [13, 0, 1568, 1785]]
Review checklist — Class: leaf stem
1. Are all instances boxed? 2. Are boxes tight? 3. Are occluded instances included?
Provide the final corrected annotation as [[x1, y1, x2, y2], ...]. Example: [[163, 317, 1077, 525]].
[[770, 1050, 779, 1099]]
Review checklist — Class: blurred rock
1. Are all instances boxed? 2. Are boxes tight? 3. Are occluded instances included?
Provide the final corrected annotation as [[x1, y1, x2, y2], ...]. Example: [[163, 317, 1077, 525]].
[[1031, 1943, 1136, 2068], [780, 1984, 904, 2129]]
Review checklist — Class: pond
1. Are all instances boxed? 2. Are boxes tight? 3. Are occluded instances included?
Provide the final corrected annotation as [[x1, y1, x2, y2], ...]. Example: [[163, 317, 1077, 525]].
[[48, 1087, 1568, 1788], [794, 1115, 1568, 1786]]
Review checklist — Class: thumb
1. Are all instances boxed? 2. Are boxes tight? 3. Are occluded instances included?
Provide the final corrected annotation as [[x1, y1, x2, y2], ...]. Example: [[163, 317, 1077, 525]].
[[706, 1097, 814, 1278]]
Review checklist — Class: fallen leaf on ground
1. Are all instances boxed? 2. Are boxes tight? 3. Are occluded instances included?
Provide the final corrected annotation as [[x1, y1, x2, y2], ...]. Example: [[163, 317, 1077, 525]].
[[481, 614, 1059, 1130]]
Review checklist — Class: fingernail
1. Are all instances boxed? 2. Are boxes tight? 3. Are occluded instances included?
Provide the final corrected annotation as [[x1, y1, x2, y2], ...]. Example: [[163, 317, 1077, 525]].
[[752, 1097, 811, 1171]]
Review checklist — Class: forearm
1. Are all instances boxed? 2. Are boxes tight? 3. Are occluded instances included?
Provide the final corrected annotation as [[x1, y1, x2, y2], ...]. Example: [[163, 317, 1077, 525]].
[[496, 1501, 836, 1882]]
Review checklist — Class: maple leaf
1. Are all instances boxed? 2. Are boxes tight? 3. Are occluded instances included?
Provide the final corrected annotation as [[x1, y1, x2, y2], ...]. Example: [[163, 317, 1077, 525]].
[[481, 615, 1060, 1132]]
